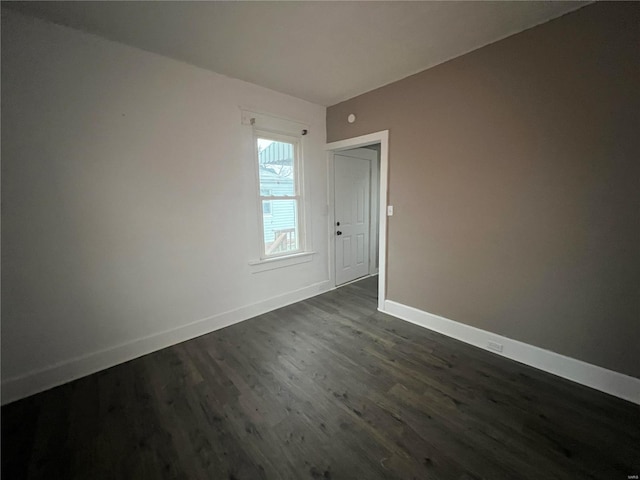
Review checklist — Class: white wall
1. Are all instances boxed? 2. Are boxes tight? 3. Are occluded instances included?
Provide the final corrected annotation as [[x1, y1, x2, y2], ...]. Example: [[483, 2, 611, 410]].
[[1, 10, 329, 403]]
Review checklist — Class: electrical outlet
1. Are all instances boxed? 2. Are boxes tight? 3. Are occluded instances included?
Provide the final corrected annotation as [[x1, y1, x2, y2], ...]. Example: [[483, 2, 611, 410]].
[[487, 341, 504, 353]]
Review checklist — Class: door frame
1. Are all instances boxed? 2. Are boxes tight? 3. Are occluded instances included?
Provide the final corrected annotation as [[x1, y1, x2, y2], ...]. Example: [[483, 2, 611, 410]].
[[326, 130, 389, 311]]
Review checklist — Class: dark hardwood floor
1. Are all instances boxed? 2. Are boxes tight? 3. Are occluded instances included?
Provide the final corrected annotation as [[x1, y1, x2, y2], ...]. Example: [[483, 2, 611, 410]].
[[3, 276, 639, 479]]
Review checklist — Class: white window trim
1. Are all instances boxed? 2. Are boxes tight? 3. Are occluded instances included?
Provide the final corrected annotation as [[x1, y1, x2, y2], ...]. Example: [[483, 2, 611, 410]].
[[248, 251, 316, 273], [252, 128, 309, 264]]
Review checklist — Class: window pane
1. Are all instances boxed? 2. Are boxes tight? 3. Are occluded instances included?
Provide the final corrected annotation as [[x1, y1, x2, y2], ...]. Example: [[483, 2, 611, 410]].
[[258, 139, 295, 197], [263, 199, 299, 255]]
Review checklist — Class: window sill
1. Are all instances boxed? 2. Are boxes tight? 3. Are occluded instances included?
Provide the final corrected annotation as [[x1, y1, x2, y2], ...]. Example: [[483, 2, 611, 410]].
[[249, 251, 316, 273]]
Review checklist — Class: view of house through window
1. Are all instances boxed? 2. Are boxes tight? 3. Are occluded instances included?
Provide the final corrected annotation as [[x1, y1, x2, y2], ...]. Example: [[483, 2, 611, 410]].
[[257, 134, 302, 257]]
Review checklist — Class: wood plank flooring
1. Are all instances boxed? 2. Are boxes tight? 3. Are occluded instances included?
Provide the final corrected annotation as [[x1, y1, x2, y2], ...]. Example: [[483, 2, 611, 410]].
[[3, 276, 639, 479]]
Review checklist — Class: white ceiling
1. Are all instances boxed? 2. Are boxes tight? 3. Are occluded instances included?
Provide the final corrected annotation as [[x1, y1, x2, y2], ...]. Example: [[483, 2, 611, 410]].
[[5, 1, 588, 106]]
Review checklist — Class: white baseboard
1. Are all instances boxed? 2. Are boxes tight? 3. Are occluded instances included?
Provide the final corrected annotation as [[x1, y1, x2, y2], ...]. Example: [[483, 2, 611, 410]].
[[1, 280, 333, 405], [382, 300, 640, 405]]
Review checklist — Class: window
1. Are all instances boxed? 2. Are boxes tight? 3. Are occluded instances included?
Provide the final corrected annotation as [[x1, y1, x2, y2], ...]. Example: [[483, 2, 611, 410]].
[[255, 131, 304, 258]]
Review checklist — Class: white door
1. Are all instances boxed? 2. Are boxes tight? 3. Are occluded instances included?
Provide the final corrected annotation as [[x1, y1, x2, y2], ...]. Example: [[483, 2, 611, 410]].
[[335, 155, 370, 285]]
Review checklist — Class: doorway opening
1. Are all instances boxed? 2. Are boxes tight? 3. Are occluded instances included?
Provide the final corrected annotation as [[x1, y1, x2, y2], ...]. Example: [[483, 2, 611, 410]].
[[326, 131, 389, 311]]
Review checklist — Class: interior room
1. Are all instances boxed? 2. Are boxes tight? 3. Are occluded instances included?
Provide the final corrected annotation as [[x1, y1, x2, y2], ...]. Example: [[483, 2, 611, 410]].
[[2, 1, 638, 479]]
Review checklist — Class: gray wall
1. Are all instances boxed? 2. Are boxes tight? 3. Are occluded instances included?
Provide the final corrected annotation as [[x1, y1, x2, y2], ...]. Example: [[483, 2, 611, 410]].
[[1, 9, 328, 402], [327, 3, 640, 378]]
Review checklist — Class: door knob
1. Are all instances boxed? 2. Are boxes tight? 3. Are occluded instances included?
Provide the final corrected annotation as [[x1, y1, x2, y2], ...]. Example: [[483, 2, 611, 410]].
[[336, 231, 342, 236]]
